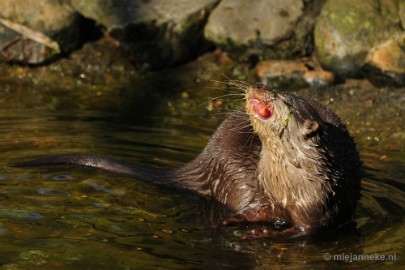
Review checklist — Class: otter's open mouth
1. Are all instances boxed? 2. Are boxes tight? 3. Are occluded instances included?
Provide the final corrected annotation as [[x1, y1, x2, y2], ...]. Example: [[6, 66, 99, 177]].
[[248, 98, 273, 120]]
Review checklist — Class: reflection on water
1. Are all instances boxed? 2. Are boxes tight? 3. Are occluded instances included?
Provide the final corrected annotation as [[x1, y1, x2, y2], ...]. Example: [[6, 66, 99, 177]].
[[0, 81, 404, 269]]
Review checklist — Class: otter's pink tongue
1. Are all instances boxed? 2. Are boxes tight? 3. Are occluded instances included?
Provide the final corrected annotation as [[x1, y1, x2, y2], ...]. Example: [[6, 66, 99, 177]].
[[249, 98, 272, 120]]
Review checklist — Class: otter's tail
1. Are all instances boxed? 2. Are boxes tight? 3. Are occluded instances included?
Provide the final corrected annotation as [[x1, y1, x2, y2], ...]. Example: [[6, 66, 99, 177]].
[[14, 154, 172, 183]]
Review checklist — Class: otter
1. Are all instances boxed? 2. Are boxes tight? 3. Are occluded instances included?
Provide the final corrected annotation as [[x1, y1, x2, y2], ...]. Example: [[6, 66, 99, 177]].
[[15, 83, 362, 238]]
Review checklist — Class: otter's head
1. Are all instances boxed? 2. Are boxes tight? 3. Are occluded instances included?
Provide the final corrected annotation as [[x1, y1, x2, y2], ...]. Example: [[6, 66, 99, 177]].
[[245, 83, 321, 146]]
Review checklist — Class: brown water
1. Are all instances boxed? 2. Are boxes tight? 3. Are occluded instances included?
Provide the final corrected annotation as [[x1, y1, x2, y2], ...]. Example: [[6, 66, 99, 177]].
[[0, 78, 404, 269]]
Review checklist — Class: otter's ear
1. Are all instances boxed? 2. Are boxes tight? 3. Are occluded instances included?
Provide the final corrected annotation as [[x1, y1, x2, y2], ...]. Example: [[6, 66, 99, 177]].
[[303, 119, 319, 139]]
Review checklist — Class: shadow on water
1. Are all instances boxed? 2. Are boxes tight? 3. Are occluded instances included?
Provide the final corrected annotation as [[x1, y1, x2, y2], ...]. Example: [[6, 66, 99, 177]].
[[0, 71, 404, 269]]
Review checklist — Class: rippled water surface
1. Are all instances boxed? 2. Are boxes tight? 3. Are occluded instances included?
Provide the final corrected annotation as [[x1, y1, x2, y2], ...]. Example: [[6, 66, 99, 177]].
[[0, 80, 404, 269]]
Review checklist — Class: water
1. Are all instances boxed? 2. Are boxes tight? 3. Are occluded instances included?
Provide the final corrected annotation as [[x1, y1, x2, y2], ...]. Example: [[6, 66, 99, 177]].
[[0, 78, 404, 269]]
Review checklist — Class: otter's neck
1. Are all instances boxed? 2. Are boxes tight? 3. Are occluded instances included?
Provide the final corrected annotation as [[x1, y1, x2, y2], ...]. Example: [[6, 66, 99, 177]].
[[257, 132, 333, 217]]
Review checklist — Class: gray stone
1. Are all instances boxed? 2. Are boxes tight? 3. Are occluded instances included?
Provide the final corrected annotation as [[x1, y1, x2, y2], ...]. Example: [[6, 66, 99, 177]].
[[314, 0, 402, 77], [362, 33, 405, 87], [70, 0, 218, 70], [204, 0, 304, 48], [0, 0, 82, 64]]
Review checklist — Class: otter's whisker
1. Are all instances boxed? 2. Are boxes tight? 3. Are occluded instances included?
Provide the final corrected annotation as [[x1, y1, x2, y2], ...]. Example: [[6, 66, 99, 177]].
[[210, 79, 249, 93]]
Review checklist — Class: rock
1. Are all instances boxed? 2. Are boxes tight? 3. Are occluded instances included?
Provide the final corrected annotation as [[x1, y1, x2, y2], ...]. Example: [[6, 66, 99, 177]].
[[362, 33, 405, 87], [70, 0, 218, 70], [0, 0, 82, 64], [204, 0, 309, 59], [314, 0, 402, 77], [256, 59, 336, 89], [303, 70, 336, 87]]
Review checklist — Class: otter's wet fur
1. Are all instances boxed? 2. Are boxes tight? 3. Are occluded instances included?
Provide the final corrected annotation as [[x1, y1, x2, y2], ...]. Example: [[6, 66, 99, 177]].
[[15, 83, 362, 238]]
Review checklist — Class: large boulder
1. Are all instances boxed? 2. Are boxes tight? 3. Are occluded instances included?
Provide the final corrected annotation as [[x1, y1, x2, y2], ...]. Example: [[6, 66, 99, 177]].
[[314, 0, 402, 77], [70, 0, 218, 70], [204, 0, 307, 58], [0, 0, 82, 64]]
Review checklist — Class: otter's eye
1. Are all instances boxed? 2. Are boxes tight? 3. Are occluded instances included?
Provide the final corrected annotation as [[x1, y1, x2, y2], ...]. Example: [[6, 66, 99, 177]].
[[249, 98, 273, 120]]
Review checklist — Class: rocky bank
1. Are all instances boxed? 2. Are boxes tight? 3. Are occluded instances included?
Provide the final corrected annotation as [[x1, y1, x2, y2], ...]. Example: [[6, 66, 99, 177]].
[[0, 0, 404, 87]]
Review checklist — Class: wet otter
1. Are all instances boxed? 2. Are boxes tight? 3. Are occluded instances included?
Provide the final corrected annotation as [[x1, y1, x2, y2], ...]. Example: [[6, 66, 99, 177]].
[[16, 83, 362, 238]]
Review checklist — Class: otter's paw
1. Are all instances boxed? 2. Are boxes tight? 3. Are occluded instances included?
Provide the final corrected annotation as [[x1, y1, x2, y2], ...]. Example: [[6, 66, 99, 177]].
[[240, 228, 271, 239], [222, 207, 287, 225]]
